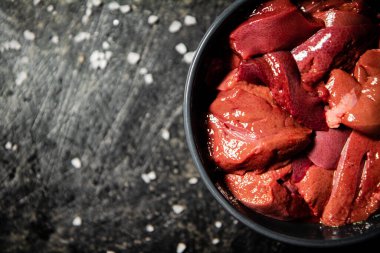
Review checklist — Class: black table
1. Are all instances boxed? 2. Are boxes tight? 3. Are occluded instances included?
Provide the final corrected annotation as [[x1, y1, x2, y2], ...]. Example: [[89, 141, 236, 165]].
[[0, 1, 378, 252]]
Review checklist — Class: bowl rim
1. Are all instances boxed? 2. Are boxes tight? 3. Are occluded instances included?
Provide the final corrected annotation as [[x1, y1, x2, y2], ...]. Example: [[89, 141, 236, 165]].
[[183, 0, 380, 247]]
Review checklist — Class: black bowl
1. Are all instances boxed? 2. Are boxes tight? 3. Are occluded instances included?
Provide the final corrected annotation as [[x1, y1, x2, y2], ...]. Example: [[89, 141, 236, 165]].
[[184, 0, 380, 247]]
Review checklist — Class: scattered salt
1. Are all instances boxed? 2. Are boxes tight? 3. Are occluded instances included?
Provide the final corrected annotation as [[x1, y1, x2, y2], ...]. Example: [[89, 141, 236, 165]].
[[172, 204, 185, 214], [33, 0, 41, 5], [183, 51, 195, 64], [0, 40, 21, 52], [108, 1, 120, 11], [188, 177, 198, 185], [169, 20, 182, 33], [176, 242, 187, 253], [89, 50, 112, 70], [161, 129, 170, 140], [212, 238, 220, 245], [12, 144, 18, 151], [144, 73, 154, 85], [51, 35, 59, 44], [74, 32, 91, 43], [146, 224, 154, 232], [175, 43, 187, 55], [184, 15, 197, 26], [71, 157, 82, 169], [72, 216, 82, 226], [214, 221, 222, 228], [15, 71, 28, 86], [113, 19, 120, 26], [5, 142, 12, 150], [23, 30, 36, 41], [120, 5, 131, 14], [139, 67, 148, 75], [47, 5, 54, 12], [127, 52, 140, 65], [148, 15, 159, 25]]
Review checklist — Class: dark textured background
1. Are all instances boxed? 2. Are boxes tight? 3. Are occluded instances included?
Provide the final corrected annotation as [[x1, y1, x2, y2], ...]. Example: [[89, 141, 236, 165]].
[[0, 0, 378, 252]]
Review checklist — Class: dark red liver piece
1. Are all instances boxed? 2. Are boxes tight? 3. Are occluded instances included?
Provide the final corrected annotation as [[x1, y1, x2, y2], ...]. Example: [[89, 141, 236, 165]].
[[207, 87, 311, 174], [225, 165, 311, 220], [307, 128, 351, 169], [321, 131, 380, 226], [292, 24, 376, 89], [230, 0, 322, 59]]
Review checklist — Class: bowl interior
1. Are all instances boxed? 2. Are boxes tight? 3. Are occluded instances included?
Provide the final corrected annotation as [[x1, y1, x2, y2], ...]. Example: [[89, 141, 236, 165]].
[[184, 0, 380, 247]]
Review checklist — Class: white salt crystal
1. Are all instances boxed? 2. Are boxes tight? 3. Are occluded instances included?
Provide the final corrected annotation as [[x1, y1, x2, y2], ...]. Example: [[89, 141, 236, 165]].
[[183, 51, 195, 64], [176, 242, 187, 253], [188, 177, 198, 185], [0, 40, 21, 52], [161, 129, 170, 140], [15, 71, 28, 86], [91, 0, 102, 7], [175, 43, 187, 55], [72, 216, 82, 226], [33, 0, 41, 5], [24, 30, 36, 41], [169, 20, 182, 33], [145, 224, 154, 232], [184, 15, 197, 26], [139, 67, 148, 75], [74, 32, 91, 43], [127, 52, 140, 65], [172, 204, 185, 214], [71, 157, 82, 169], [214, 221, 222, 228], [120, 5, 131, 13], [113, 19, 120, 26], [144, 73, 154, 85], [51, 35, 59, 44], [5, 142, 12, 150], [108, 1, 120, 10], [212, 238, 220, 245], [47, 5, 54, 12], [89, 50, 112, 70], [148, 15, 159, 25], [102, 41, 110, 50]]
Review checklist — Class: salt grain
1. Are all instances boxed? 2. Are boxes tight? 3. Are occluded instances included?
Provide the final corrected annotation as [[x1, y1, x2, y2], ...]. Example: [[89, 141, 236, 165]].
[[161, 129, 170, 140], [12, 144, 18, 151], [15, 71, 28, 86], [106, 251, 115, 253], [108, 1, 120, 10], [24, 30, 36, 41], [146, 224, 154, 232], [72, 216, 82, 226], [172, 204, 185, 214], [175, 43, 187, 55], [74, 32, 91, 43], [169, 20, 182, 33], [47, 5, 54, 12], [127, 52, 140, 65], [102, 41, 110, 50], [120, 5, 131, 14], [188, 177, 198, 185], [184, 15, 197, 26], [212, 238, 220, 245], [51, 35, 59, 44], [139, 67, 148, 75], [71, 157, 82, 169], [5, 142, 12, 150], [183, 51, 195, 64], [176, 242, 187, 253], [144, 73, 154, 85], [91, 0, 102, 7], [141, 171, 157, 184], [33, 0, 41, 5], [113, 19, 120, 26], [214, 221, 222, 228], [148, 15, 159, 25], [90, 50, 112, 70]]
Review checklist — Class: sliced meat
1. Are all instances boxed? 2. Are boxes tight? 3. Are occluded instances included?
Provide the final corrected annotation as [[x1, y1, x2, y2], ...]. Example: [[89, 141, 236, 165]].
[[207, 87, 312, 174], [307, 128, 352, 169], [292, 24, 377, 89], [313, 9, 371, 27], [354, 49, 380, 84], [298, 0, 366, 14], [295, 165, 334, 217], [225, 165, 311, 220], [230, 0, 322, 59], [321, 131, 372, 226]]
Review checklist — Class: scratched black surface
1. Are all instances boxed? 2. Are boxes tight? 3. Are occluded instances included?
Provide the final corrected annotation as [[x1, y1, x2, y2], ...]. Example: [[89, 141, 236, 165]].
[[0, 0, 379, 252]]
